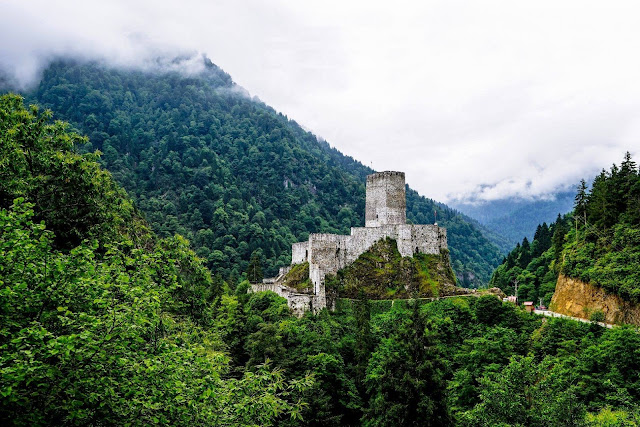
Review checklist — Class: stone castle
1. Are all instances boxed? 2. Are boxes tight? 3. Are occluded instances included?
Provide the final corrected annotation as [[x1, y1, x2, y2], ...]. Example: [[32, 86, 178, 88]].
[[251, 171, 448, 315]]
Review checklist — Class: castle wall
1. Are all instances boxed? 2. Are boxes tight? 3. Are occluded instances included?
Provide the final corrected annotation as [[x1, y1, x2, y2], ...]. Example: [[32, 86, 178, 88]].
[[349, 224, 445, 258], [288, 294, 314, 316], [283, 224, 447, 314], [306, 233, 351, 311], [308, 234, 351, 276], [291, 242, 309, 264], [365, 171, 406, 227], [396, 225, 447, 257], [251, 282, 291, 296], [250, 283, 314, 317]]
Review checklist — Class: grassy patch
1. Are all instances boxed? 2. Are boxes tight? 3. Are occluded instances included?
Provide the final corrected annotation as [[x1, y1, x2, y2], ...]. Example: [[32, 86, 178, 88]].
[[282, 262, 312, 291]]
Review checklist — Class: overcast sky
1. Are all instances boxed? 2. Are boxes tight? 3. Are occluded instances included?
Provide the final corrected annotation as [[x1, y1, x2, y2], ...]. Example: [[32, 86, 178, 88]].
[[1, 0, 639, 203]]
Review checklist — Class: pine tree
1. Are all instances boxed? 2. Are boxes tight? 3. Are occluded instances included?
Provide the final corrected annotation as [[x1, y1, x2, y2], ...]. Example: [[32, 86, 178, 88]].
[[552, 215, 567, 265], [518, 237, 532, 268], [246, 253, 263, 284], [574, 179, 588, 229]]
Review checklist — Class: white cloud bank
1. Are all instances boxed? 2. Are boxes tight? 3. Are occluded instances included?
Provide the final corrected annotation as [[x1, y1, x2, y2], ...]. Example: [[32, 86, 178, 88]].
[[1, 0, 638, 202]]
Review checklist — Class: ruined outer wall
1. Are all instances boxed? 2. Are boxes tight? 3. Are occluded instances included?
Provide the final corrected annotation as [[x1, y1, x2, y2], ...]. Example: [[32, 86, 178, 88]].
[[250, 283, 314, 317], [305, 224, 446, 291], [397, 225, 447, 256], [286, 224, 447, 314], [307, 234, 351, 311], [365, 171, 406, 227], [308, 234, 351, 276], [288, 294, 315, 317]]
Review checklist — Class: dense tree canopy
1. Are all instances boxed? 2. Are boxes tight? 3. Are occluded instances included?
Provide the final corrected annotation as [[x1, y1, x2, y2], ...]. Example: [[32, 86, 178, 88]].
[[0, 94, 310, 426]]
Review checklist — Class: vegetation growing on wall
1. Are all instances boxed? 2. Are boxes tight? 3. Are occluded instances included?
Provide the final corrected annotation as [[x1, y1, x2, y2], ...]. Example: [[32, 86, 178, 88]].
[[283, 262, 312, 291], [326, 238, 456, 299]]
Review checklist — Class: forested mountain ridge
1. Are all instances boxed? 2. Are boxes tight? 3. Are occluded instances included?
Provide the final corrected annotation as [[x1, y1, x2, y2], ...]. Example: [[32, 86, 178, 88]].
[[490, 152, 640, 310], [13, 57, 503, 286]]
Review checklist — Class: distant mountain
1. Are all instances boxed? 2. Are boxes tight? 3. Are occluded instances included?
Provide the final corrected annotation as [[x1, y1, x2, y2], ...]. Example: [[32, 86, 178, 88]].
[[450, 191, 576, 250], [7, 57, 503, 286]]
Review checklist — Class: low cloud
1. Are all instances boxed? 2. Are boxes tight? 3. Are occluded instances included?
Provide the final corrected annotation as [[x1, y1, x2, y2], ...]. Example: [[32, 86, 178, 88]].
[[1, 0, 639, 202]]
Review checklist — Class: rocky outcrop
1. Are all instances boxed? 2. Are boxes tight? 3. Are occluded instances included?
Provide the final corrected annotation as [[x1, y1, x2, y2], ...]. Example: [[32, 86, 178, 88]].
[[550, 274, 640, 325]]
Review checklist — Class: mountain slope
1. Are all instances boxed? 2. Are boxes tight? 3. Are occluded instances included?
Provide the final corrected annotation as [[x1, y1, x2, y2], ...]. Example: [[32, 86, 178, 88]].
[[451, 191, 575, 248], [15, 57, 502, 285]]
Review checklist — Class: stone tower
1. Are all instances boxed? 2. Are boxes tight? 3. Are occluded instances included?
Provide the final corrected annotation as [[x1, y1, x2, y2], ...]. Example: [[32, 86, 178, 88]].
[[365, 171, 407, 227]]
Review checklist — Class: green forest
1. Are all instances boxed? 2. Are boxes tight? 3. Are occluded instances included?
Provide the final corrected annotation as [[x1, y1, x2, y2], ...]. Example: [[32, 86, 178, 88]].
[[491, 152, 640, 305], [16, 59, 503, 287], [3, 93, 640, 426]]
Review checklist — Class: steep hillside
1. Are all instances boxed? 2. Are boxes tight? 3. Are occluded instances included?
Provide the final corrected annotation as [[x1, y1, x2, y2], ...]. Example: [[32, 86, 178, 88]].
[[551, 274, 640, 325], [12, 57, 502, 285], [491, 153, 640, 315]]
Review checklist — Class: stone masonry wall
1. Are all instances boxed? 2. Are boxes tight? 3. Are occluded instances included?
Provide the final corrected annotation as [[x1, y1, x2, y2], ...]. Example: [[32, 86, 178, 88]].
[[365, 171, 406, 227], [288, 294, 315, 316], [349, 224, 445, 259], [307, 233, 351, 310], [250, 283, 313, 317], [302, 224, 447, 312], [292, 242, 308, 264]]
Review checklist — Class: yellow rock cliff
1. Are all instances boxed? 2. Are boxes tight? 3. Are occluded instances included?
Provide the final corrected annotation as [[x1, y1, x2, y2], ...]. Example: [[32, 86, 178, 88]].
[[551, 274, 640, 325]]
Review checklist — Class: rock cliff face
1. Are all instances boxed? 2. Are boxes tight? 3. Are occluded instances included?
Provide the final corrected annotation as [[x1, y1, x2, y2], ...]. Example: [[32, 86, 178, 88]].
[[551, 274, 640, 325]]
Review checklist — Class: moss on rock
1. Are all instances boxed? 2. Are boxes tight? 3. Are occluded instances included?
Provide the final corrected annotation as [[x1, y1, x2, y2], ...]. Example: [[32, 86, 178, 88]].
[[327, 237, 457, 300]]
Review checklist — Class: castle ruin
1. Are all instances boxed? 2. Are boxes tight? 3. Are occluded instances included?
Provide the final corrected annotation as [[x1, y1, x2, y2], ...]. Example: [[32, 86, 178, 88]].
[[251, 171, 448, 315]]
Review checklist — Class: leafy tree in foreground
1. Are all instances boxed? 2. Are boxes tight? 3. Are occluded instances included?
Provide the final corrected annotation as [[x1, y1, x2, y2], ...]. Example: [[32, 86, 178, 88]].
[[0, 94, 310, 425]]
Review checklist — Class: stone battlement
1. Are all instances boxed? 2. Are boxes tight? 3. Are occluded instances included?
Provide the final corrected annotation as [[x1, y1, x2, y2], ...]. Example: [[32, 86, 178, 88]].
[[366, 171, 405, 181], [253, 170, 448, 316]]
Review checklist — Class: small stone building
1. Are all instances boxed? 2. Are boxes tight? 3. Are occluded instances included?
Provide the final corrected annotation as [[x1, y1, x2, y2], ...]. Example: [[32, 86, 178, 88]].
[[251, 171, 448, 315]]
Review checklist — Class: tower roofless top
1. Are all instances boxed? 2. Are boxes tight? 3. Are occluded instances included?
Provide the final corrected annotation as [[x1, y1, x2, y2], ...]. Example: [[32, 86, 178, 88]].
[[366, 171, 405, 180], [365, 171, 406, 227]]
